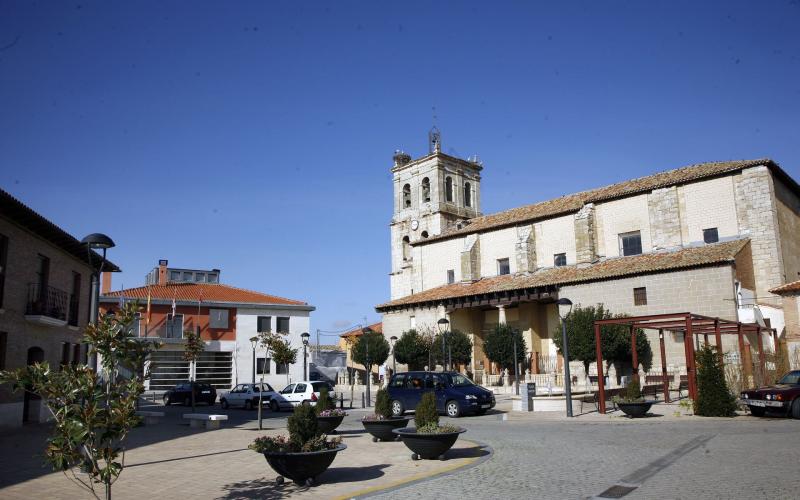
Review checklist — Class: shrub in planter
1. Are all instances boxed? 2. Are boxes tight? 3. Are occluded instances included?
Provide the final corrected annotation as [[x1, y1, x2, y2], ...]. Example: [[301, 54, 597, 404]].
[[315, 388, 347, 434], [315, 387, 336, 414], [613, 379, 653, 418], [362, 389, 411, 441], [415, 392, 439, 428], [693, 345, 737, 417], [252, 404, 345, 485], [394, 391, 465, 460]]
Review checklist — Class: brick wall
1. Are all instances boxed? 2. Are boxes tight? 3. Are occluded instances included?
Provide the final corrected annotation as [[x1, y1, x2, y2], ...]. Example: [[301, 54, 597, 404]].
[[535, 214, 577, 267], [595, 193, 652, 258]]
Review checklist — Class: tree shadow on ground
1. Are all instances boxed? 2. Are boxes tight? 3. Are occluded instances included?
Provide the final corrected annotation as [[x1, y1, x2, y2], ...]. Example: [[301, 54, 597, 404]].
[[218, 463, 390, 499]]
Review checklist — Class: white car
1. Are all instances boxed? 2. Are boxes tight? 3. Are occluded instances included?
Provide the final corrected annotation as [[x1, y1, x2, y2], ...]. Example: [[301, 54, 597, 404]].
[[279, 381, 336, 407], [219, 383, 293, 412]]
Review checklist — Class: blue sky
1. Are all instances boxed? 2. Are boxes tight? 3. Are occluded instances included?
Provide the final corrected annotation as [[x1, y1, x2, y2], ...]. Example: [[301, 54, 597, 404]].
[[2, 1, 799, 341]]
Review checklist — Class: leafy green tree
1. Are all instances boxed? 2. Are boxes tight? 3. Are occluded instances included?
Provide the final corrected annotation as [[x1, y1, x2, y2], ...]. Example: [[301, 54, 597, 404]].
[[482, 323, 526, 371], [0, 302, 160, 500], [182, 329, 206, 413], [270, 337, 298, 384], [431, 329, 472, 368], [414, 391, 439, 428], [694, 345, 737, 417], [351, 330, 390, 382], [393, 329, 431, 370]]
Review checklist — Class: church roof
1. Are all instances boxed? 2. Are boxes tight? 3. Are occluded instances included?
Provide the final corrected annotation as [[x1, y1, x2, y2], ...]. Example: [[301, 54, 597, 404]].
[[101, 282, 311, 307], [340, 322, 383, 338], [376, 238, 749, 312], [416, 158, 786, 245], [770, 280, 800, 295]]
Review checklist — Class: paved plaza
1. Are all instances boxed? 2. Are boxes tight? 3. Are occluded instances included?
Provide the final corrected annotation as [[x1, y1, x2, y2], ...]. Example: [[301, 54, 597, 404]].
[[1, 398, 798, 499]]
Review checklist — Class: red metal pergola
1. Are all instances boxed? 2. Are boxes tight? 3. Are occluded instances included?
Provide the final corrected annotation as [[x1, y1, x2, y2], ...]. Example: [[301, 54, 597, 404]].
[[593, 312, 777, 414]]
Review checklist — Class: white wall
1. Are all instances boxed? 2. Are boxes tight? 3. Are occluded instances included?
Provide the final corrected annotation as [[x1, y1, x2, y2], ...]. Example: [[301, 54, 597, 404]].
[[680, 176, 739, 243], [235, 307, 311, 391], [420, 237, 463, 290], [535, 214, 577, 268], [479, 227, 518, 276], [595, 193, 652, 258]]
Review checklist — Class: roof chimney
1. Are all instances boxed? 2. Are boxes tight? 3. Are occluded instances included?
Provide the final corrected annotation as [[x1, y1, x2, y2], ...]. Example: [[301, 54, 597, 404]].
[[158, 259, 168, 285], [101, 271, 112, 294]]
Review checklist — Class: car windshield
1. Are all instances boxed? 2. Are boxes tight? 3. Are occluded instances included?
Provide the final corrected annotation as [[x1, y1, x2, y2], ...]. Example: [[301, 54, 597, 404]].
[[778, 372, 800, 385], [448, 373, 475, 387]]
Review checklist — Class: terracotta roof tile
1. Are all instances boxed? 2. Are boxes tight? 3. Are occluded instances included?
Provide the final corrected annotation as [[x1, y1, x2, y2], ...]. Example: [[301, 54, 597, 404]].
[[420, 158, 777, 245], [377, 239, 749, 311], [340, 322, 383, 338], [770, 280, 800, 294], [102, 282, 309, 306]]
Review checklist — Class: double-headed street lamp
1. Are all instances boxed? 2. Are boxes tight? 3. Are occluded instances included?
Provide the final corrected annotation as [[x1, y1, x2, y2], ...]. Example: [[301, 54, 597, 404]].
[[390, 335, 398, 374], [437, 318, 450, 371], [557, 297, 574, 418], [81, 233, 115, 371], [301, 332, 310, 380]]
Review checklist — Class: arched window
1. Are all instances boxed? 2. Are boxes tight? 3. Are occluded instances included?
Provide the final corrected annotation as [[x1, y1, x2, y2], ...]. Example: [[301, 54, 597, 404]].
[[402, 236, 411, 261], [464, 182, 472, 207], [445, 176, 453, 202], [402, 184, 411, 208], [421, 231, 429, 238], [421, 177, 430, 203]]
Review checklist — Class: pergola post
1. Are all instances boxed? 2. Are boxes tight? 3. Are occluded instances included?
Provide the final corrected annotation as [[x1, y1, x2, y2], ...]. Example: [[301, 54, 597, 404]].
[[630, 324, 638, 383], [685, 315, 697, 400], [772, 329, 779, 356], [594, 323, 606, 414], [714, 318, 722, 362], [737, 323, 747, 375], [757, 327, 766, 383], [659, 329, 670, 403]]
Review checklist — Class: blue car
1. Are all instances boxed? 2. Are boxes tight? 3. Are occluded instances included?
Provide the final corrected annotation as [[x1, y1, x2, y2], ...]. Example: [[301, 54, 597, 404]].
[[386, 371, 496, 418]]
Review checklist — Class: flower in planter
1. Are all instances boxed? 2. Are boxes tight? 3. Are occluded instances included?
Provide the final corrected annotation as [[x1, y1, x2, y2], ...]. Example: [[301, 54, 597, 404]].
[[318, 408, 348, 417], [251, 404, 342, 453], [363, 388, 395, 421], [612, 379, 645, 404]]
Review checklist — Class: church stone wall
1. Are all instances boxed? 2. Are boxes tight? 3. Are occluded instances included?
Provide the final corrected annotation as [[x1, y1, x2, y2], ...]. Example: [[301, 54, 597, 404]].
[[680, 176, 739, 244], [595, 193, 652, 258], [534, 214, 577, 268]]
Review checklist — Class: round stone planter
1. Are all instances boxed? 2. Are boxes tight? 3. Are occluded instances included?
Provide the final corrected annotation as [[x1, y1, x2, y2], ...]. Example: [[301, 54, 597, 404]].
[[392, 427, 466, 460], [617, 401, 655, 418], [263, 444, 347, 485], [362, 417, 412, 442], [316, 415, 345, 434]]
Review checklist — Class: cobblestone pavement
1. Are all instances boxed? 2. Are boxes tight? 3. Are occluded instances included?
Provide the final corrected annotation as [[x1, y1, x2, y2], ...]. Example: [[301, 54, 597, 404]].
[[369, 406, 800, 500]]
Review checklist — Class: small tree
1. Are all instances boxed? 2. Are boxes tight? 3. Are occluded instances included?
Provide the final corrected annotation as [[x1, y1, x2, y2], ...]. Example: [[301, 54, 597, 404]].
[[271, 338, 298, 384], [393, 329, 431, 370], [287, 403, 320, 449], [182, 329, 205, 413], [351, 330, 390, 383], [415, 391, 439, 429], [483, 323, 526, 371], [0, 302, 159, 500], [694, 345, 737, 417], [374, 388, 392, 419], [431, 329, 472, 368], [315, 387, 336, 414]]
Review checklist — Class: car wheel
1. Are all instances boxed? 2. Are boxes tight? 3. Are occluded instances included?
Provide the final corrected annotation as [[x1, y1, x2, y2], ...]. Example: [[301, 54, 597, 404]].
[[792, 399, 800, 419], [270, 400, 279, 412], [163, 394, 171, 406], [391, 400, 404, 417], [244, 400, 253, 411], [446, 400, 461, 418], [749, 406, 766, 417], [183, 396, 191, 406], [221, 399, 229, 409]]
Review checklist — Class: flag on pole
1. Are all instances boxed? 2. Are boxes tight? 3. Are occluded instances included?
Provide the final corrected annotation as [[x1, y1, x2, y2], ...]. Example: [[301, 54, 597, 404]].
[[146, 287, 152, 326], [171, 296, 177, 318]]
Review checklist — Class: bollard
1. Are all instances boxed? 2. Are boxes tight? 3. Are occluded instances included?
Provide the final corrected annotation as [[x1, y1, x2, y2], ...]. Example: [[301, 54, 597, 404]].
[[361, 392, 365, 408], [339, 393, 344, 409]]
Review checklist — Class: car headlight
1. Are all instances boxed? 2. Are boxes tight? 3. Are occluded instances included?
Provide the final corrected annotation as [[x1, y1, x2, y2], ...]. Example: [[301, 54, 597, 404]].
[[465, 394, 477, 400], [742, 394, 748, 399]]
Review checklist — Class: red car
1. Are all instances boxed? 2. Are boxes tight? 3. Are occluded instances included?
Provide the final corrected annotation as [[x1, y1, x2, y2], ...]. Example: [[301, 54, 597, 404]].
[[740, 370, 800, 418]]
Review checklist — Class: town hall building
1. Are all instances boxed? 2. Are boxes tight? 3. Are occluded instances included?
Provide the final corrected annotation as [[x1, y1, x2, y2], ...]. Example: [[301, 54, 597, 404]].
[[376, 131, 800, 383]]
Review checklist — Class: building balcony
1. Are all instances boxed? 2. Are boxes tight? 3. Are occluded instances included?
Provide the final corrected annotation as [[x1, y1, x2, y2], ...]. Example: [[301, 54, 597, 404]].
[[68, 295, 80, 327], [25, 283, 68, 327]]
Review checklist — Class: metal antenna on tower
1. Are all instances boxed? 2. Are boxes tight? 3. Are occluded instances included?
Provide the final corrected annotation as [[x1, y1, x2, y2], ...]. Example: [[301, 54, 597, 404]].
[[429, 106, 441, 154]]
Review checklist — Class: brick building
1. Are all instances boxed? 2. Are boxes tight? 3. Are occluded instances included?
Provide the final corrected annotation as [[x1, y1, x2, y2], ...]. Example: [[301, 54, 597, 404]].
[[0, 187, 119, 427], [100, 260, 315, 392], [376, 133, 800, 382]]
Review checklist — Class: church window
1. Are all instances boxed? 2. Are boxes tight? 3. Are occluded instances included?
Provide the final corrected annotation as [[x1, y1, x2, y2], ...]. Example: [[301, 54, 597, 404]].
[[703, 228, 719, 244], [402, 184, 411, 208], [619, 231, 642, 256], [422, 177, 431, 203], [402, 236, 411, 261], [421, 231, 429, 238], [447, 269, 455, 284], [554, 253, 567, 267], [464, 182, 472, 207], [497, 258, 510, 276], [445, 176, 453, 202]]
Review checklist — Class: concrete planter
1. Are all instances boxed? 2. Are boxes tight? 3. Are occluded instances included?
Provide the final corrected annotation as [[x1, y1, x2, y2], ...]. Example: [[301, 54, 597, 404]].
[[316, 415, 345, 434], [617, 401, 655, 418], [263, 444, 346, 485], [362, 417, 412, 442], [392, 427, 466, 460]]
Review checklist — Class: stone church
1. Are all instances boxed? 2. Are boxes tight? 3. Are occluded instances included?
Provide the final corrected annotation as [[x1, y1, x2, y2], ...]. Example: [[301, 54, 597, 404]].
[[376, 131, 800, 382]]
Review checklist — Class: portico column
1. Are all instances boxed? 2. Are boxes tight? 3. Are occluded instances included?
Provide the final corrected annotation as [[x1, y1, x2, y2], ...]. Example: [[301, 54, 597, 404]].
[[497, 305, 507, 324]]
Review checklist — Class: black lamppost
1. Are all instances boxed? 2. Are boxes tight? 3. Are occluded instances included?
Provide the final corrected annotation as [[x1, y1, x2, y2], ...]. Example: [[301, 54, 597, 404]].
[[250, 336, 258, 384], [301, 332, 310, 380], [512, 328, 519, 395], [81, 233, 115, 370], [437, 318, 449, 371], [362, 326, 373, 406], [557, 297, 574, 418], [390, 335, 397, 374]]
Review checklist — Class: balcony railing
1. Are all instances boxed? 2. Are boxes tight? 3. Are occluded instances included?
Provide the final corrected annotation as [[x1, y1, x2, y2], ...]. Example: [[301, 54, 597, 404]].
[[68, 295, 80, 326], [26, 283, 68, 321]]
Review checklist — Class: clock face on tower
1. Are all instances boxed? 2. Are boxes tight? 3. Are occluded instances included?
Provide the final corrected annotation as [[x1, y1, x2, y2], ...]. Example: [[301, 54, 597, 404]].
[[411, 220, 419, 231]]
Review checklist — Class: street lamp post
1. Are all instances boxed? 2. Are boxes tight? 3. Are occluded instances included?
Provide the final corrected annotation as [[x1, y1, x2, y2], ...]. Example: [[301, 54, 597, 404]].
[[512, 329, 519, 395], [361, 327, 373, 407], [81, 233, 115, 371], [557, 297, 574, 418], [390, 335, 397, 375], [250, 336, 258, 384], [437, 318, 449, 371], [301, 332, 310, 380]]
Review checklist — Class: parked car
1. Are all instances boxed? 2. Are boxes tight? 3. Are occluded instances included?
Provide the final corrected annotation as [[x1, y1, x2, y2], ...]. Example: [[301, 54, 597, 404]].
[[219, 383, 294, 411], [387, 371, 495, 418], [163, 382, 217, 406], [278, 381, 337, 406], [740, 370, 800, 418]]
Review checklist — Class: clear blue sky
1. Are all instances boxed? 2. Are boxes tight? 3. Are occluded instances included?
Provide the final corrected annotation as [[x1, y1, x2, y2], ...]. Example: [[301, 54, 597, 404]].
[[2, 1, 799, 341]]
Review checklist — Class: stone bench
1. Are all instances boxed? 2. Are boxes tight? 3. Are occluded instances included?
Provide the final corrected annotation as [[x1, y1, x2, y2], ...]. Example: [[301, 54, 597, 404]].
[[183, 413, 228, 430], [136, 411, 165, 425]]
